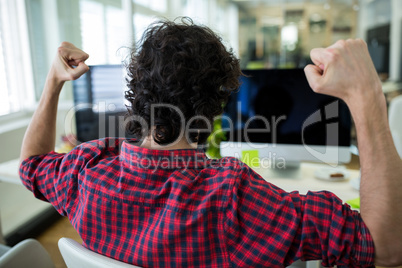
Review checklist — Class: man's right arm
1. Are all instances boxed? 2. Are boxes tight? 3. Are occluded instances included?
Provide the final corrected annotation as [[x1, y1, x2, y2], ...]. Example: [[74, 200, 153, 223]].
[[304, 39, 402, 266]]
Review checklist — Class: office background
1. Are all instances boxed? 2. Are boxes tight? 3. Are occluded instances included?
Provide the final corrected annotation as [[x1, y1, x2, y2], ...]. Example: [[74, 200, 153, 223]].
[[0, 0, 401, 162], [0, 0, 401, 255]]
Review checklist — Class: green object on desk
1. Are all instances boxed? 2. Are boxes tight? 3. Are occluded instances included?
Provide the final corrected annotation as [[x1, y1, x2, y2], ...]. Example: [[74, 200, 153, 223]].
[[241, 150, 260, 168], [346, 197, 360, 209]]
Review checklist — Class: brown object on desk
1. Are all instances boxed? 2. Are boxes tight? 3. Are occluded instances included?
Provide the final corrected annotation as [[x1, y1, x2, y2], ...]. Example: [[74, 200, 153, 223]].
[[330, 173, 345, 178]]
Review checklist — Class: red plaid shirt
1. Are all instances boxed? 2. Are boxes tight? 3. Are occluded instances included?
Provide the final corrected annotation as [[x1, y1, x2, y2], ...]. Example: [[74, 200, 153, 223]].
[[19, 138, 374, 267]]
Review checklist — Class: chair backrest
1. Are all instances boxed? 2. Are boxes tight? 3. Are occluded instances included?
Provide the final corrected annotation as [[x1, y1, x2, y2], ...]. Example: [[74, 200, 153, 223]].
[[58, 237, 142, 268], [0, 239, 54, 268], [389, 95, 402, 158]]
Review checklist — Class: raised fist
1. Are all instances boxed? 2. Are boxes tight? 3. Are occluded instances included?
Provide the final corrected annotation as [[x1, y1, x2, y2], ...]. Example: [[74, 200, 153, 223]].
[[304, 39, 382, 104], [51, 41, 89, 82]]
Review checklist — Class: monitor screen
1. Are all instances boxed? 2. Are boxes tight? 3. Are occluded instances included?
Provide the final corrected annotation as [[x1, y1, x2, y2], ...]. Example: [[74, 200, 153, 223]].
[[72, 65, 130, 142], [221, 69, 351, 164], [366, 24, 390, 74]]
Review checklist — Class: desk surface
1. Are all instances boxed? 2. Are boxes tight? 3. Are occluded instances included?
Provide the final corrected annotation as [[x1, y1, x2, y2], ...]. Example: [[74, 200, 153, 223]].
[[0, 159, 21, 185]]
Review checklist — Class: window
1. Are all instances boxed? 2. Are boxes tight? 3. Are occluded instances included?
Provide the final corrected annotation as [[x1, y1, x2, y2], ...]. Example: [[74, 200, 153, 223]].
[[134, 0, 167, 13], [131, 0, 170, 44], [80, 0, 127, 65], [133, 13, 155, 43], [25, 0, 48, 101], [0, 0, 34, 116], [0, 0, 238, 116], [183, 0, 209, 24], [106, 6, 129, 63], [0, 30, 10, 116], [80, 1, 106, 65], [79, 0, 173, 63]]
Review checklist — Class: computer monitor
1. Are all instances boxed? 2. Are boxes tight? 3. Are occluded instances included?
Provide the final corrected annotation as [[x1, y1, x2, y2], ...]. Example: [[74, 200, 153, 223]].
[[220, 69, 351, 167], [72, 64, 130, 142]]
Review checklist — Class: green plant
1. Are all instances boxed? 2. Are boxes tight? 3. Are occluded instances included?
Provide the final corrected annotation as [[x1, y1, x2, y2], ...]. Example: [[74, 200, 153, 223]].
[[206, 117, 226, 159]]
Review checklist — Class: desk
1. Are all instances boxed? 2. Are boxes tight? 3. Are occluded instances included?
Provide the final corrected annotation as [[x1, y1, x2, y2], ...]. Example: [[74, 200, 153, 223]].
[[0, 159, 21, 185], [0, 159, 52, 244]]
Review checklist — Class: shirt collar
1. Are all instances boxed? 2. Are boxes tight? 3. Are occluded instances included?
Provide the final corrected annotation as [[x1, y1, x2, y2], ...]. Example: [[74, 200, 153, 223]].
[[121, 140, 209, 170]]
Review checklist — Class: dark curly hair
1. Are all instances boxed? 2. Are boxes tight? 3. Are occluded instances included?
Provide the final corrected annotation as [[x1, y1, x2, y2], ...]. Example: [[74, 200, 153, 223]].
[[125, 17, 241, 145]]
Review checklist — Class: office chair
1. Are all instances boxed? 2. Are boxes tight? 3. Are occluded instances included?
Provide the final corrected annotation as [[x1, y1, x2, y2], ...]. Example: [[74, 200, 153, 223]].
[[0, 238, 55, 268], [58, 237, 322, 268], [58, 237, 142, 268], [389, 94, 402, 158]]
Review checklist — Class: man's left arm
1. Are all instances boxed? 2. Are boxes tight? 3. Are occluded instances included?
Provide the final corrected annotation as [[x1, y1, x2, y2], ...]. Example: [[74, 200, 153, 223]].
[[20, 42, 89, 163], [224, 166, 374, 267]]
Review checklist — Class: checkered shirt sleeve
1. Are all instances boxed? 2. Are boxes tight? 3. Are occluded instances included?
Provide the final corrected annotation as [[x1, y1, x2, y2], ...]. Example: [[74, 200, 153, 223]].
[[225, 165, 375, 267], [18, 138, 122, 216]]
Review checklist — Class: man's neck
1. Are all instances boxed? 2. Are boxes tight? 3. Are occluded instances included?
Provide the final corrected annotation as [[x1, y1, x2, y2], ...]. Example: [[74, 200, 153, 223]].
[[140, 136, 197, 150]]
